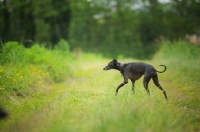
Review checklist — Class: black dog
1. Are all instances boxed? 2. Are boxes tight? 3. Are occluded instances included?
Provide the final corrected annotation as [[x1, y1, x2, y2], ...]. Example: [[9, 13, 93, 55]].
[[103, 59, 168, 100]]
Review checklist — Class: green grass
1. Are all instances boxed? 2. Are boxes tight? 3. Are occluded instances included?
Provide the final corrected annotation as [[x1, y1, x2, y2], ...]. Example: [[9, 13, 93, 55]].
[[0, 41, 199, 132], [153, 40, 200, 112], [0, 41, 73, 130], [38, 54, 199, 132], [153, 41, 200, 85]]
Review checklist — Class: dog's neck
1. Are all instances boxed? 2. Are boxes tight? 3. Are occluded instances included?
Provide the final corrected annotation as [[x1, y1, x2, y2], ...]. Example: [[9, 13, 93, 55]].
[[117, 62, 124, 73]]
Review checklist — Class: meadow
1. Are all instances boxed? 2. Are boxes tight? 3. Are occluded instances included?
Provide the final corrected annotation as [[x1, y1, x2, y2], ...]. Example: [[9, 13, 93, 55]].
[[0, 41, 199, 132]]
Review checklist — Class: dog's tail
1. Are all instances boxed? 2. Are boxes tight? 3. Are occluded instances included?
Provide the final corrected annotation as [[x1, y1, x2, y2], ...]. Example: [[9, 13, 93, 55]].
[[156, 65, 166, 73]]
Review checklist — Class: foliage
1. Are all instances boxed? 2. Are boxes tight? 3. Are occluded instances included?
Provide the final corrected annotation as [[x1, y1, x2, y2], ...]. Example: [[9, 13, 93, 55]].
[[1, 0, 200, 58], [0, 42, 26, 64], [0, 0, 71, 45], [68, 0, 200, 58], [0, 41, 72, 97], [27, 44, 51, 65], [54, 39, 70, 53]]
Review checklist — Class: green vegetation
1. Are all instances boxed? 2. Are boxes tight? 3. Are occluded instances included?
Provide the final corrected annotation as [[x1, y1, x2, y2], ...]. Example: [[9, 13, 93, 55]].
[[0, 41, 199, 132], [0, 41, 72, 129], [154, 41, 200, 86], [1, 1, 200, 58], [153, 41, 200, 124], [1, 1, 199, 131]]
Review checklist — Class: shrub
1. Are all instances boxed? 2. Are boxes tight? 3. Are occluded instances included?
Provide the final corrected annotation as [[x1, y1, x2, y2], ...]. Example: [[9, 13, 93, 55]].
[[54, 39, 70, 53], [0, 42, 27, 64], [0, 40, 73, 96], [27, 43, 72, 82], [26, 44, 52, 65]]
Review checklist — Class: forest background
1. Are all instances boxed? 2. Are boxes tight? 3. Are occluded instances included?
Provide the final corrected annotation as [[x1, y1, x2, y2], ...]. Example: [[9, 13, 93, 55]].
[[1, 0, 200, 59]]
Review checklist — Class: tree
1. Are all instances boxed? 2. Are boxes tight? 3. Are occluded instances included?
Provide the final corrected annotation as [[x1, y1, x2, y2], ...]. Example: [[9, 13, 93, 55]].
[[0, 0, 10, 42], [0, 0, 71, 46]]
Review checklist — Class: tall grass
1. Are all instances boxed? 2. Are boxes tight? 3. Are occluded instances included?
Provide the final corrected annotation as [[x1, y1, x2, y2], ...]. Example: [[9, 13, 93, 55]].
[[153, 41, 200, 131], [153, 41, 200, 94]]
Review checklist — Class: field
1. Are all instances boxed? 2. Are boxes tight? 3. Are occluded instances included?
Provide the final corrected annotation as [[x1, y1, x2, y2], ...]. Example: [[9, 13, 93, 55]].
[[0, 41, 200, 132]]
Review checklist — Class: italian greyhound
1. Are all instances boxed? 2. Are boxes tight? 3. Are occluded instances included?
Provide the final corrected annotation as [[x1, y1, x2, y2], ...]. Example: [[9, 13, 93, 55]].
[[103, 59, 168, 100]]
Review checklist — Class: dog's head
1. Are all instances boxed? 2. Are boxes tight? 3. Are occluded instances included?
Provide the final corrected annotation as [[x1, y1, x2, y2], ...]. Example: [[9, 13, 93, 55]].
[[103, 59, 118, 70]]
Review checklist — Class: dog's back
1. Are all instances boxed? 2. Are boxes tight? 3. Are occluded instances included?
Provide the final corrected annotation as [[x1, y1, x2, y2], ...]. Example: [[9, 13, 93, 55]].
[[124, 62, 155, 80]]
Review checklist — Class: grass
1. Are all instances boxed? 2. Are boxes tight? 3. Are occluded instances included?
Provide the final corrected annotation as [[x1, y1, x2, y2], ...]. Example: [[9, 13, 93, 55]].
[[38, 54, 199, 132], [0, 41, 199, 132], [0, 40, 73, 130], [153, 40, 200, 111]]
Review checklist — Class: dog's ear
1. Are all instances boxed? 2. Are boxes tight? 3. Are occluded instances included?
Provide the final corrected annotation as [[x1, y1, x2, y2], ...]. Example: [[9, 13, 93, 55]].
[[113, 59, 117, 64]]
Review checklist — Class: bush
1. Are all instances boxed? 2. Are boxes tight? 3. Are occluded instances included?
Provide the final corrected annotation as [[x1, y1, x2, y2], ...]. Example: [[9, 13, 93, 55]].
[[0, 42, 27, 65], [27, 42, 72, 82], [27, 44, 52, 65], [54, 39, 70, 53], [0, 40, 73, 96]]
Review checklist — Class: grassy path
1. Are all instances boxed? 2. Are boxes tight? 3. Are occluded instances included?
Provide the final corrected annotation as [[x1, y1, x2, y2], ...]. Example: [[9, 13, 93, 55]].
[[2, 55, 199, 132]]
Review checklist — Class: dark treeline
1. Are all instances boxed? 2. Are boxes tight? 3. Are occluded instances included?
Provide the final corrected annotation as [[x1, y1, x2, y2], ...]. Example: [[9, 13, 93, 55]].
[[0, 0, 200, 58], [0, 0, 71, 47]]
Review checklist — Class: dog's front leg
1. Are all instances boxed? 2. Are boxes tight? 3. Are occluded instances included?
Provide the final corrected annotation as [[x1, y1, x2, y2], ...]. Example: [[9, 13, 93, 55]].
[[115, 81, 128, 96]]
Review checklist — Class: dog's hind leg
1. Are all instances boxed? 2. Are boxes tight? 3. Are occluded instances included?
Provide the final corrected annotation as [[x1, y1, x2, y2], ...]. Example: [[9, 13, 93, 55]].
[[143, 74, 151, 95], [131, 80, 135, 94], [152, 73, 168, 100]]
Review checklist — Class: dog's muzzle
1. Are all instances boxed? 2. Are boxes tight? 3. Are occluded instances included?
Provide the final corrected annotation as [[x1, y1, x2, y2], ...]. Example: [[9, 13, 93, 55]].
[[103, 66, 109, 70]]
